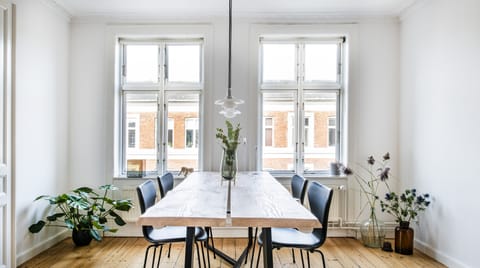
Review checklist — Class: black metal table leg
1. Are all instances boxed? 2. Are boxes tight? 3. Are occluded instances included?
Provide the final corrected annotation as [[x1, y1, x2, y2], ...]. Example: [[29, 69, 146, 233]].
[[185, 226, 196, 268], [205, 227, 254, 267], [262, 227, 273, 268]]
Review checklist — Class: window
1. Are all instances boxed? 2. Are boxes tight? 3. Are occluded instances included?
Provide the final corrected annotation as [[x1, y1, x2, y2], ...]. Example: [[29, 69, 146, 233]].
[[328, 116, 336, 147], [185, 118, 199, 149], [259, 37, 344, 175], [119, 39, 203, 177], [264, 117, 274, 147], [167, 118, 174, 148], [127, 116, 139, 149]]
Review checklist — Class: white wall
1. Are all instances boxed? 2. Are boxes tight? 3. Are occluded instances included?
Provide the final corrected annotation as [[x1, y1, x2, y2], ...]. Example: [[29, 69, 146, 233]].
[[14, 0, 70, 264], [399, 0, 480, 267]]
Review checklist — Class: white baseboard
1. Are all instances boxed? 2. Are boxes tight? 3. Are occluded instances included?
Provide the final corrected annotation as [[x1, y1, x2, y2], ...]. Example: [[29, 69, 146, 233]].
[[415, 239, 467, 268], [16, 230, 70, 266]]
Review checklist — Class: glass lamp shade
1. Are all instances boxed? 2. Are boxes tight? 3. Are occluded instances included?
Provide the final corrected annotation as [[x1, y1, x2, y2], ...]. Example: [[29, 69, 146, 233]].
[[219, 108, 241, 118]]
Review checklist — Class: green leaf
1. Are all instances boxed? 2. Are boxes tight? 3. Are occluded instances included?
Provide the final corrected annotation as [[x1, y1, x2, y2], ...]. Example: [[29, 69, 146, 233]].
[[74, 187, 94, 194], [114, 216, 127, 226], [99, 216, 107, 224], [100, 184, 118, 191], [29, 221, 46, 233], [46, 213, 65, 222], [90, 229, 101, 241], [65, 219, 74, 229]]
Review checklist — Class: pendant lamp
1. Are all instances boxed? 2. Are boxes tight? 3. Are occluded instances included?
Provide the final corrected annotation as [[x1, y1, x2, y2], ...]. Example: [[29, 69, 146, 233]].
[[215, 0, 244, 118]]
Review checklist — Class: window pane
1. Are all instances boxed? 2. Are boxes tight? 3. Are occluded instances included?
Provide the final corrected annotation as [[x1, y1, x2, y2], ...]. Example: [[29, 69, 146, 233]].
[[262, 92, 296, 171], [166, 93, 200, 171], [328, 116, 336, 147], [167, 45, 201, 83], [125, 93, 158, 177], [125, 45, 159, 83], [167, 118, 174, 148], [304, 44, 338, 82], [262, 44, 296, 82], [303, 92, 337, 172]]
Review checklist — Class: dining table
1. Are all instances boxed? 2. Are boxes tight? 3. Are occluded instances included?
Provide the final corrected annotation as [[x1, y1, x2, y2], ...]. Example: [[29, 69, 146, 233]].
[[137, 171, 321, 268]]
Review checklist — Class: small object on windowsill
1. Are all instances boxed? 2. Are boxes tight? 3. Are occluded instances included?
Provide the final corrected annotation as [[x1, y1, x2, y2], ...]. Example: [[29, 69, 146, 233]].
[[178, 167, 194, 178], [330, 162, 341, 175], [127, 170, 145, 178], [382, 241, 393, 252]]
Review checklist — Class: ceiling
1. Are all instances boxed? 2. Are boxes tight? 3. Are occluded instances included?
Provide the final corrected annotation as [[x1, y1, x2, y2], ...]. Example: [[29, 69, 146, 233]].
[[53, 0, 419, 17]]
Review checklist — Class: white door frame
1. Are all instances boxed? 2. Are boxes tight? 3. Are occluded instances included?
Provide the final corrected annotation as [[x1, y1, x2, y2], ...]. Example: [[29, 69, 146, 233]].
[[0, 1, 14, 267]]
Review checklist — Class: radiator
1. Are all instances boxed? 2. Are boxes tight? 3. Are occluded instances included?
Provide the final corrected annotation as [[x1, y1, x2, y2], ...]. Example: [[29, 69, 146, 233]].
[[114, 187, 143, 222], [301, 183, 347, 226]]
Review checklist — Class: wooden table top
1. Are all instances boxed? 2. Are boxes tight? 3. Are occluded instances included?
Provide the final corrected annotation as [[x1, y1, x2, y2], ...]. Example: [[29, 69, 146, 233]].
[[137, 171, 321, 229]]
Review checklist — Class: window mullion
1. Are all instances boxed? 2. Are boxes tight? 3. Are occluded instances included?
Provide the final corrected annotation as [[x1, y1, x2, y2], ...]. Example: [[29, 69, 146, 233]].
[[297, 43, 306, 174]]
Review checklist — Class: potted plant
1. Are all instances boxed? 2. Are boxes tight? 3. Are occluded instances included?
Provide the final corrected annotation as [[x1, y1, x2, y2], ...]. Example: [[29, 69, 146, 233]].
[[380, 189, 431, 255], [28, 184, 134, 246], [216, 120, 241, 181], [340, 152, 392, 248]]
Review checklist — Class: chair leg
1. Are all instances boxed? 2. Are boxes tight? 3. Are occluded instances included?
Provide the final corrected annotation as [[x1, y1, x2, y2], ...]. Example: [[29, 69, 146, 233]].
[[204, 241, 211, 268], [291, 248, 296, 263], [255, 244, 262, 268], [167, 243, 172, 258], [207, 227, 216, 259], [143, 245, 156, 268], [156, 245, 163, 268], [200, 242, 207, 268], [250, 227, 258, 268], [307, 251, 311, 268], [300, 249, 305, 268], [151, 246, 157, 268], [195, 242, 202, 268], [313, 249, 326, 268]]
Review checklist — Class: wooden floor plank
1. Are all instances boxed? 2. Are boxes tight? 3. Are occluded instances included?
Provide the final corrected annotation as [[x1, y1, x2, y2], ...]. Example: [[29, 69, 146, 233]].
[[18, 237, 446, 268]]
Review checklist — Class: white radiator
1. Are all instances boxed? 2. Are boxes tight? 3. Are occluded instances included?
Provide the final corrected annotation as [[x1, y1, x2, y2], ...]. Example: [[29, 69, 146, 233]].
[[114, 187, 143, 222], [301, 183, 347, 226]]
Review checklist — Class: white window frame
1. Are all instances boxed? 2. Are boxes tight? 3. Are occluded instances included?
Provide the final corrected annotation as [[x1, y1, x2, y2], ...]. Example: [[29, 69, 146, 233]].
[[118, 38, 204, 177], [258, 36, 345, 176]]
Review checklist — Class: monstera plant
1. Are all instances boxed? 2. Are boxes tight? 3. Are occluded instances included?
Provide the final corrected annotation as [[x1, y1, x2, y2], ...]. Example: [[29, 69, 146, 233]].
[[29, 184, 133, 246]]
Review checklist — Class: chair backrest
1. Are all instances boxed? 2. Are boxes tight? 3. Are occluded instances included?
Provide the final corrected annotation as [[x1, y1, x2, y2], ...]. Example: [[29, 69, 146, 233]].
[[137, 180, 157, 213], [158, 172, 174, 198], [136, 180, 157, 237], [308, 181, 333, 244], [291, 174, 308, 205]]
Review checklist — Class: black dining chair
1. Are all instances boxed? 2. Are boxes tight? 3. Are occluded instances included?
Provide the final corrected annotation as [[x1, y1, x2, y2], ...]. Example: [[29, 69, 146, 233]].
[[255, 181, 333, 268], [137, 180, 209, 268], [249, 174, 309, 267]]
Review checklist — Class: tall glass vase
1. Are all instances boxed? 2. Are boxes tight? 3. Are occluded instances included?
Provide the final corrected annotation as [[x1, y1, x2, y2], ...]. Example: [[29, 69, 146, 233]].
[[220, 148, 237, 181], [360, 208, 385, 248]]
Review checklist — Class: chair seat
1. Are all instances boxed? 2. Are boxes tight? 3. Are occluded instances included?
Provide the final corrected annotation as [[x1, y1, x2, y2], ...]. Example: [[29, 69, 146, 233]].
[[146, 226, 206, 244], [258, 228, 323, 249]]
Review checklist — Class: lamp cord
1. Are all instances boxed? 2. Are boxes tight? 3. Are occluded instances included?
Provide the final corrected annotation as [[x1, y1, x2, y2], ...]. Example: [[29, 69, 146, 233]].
[[227, 0, 232, 98]]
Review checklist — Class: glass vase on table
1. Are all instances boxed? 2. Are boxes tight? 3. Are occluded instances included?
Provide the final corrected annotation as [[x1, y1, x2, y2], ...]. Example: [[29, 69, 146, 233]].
[[220, 148, 237, 225], [220, 148, 237, 183]]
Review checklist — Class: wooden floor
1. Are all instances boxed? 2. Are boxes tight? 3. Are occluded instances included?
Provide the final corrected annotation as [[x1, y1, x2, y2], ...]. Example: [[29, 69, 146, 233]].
[[19, 237, 445, 268]]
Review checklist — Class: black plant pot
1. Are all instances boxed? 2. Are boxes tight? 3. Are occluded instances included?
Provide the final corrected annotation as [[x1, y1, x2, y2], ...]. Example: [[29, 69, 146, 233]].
[[72, 229, 92, 246]]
